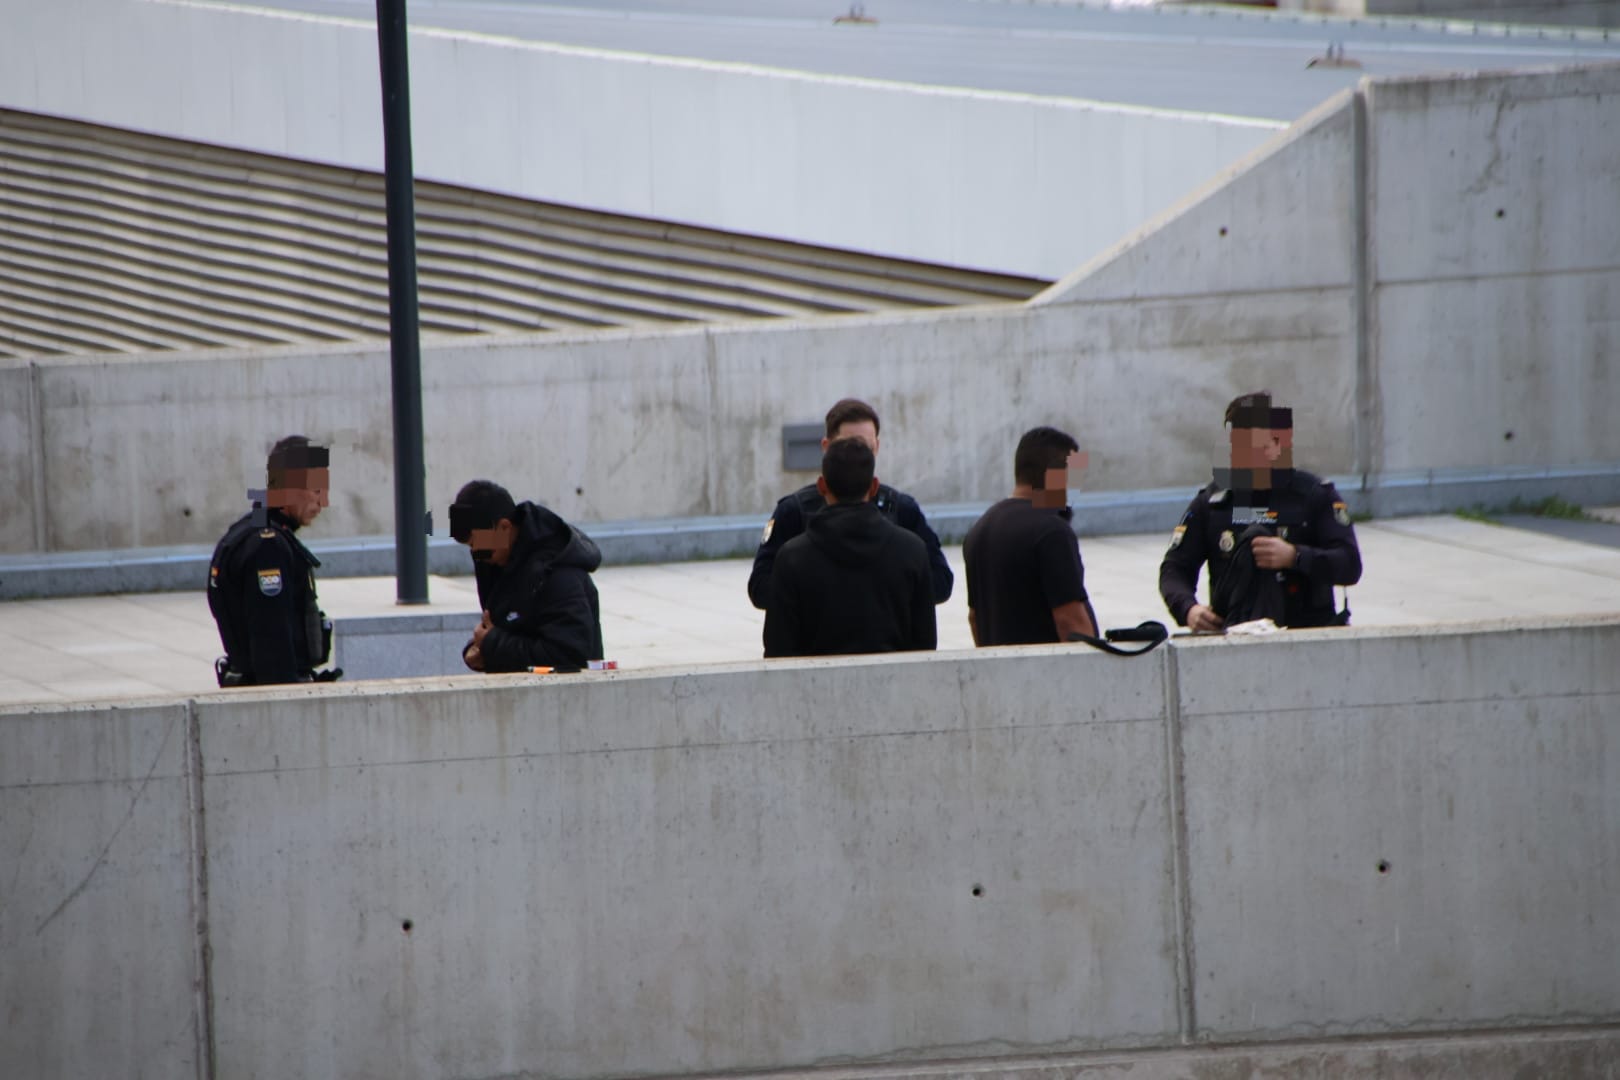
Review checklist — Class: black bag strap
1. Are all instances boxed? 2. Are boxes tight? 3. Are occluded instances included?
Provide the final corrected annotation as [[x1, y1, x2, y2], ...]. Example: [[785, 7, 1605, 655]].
[[1066, 620, 1170, 657]]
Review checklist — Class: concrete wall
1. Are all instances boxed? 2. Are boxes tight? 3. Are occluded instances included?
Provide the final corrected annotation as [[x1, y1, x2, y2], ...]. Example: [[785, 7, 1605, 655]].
[[1365, 67, 1620, 475], [332, 610, 480, 679], [0, 702, 201, 1078], [1038, 62, 1620, 501], [3, 617, 1619, 1078], [3, 64, 1615, 554], [1280, 0, 1620, 28], [0, 0, 1277, 280], [5, 295, 1355, 551]]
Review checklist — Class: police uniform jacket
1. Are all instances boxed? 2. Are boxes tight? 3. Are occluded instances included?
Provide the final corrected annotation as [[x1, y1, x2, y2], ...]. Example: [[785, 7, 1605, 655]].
[[208, 508, 328, 684], [1158, 469, 1362, 629], [469, 501, 605, 673], [748, 482, 952, 610]]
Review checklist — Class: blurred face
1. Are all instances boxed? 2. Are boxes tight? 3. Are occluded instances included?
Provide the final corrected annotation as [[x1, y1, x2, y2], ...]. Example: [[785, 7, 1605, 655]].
[[822, 419, 880, 457], [266, 467, 330, 527], [1031, 450, 1088, 509], [1230, 426, 1285, 468], [464, 520, 517, 567]]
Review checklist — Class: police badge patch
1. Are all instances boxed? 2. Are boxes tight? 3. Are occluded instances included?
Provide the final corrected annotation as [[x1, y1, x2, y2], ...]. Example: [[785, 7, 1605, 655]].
[[761, 518, 775, 544], [1333, 502, 1351, 526], [1169, 525, 1186, 550], [257, 568, 283, 596], [1219, 530, 1236, 554]]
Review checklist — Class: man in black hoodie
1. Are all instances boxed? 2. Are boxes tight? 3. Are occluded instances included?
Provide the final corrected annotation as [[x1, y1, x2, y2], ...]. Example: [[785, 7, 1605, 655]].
[[763, 438, 937, 659], [449, 480, 604, 673]]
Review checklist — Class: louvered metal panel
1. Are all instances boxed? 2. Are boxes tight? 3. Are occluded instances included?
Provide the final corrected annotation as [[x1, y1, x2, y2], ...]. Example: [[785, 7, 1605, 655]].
[[0, 109, 1048, 360]]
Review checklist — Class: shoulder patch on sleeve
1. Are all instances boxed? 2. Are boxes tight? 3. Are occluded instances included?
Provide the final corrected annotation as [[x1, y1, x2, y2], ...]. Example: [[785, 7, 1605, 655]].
[[1169, 524, 1187, 550], [1333, 501, 1351, 526], [761, 518, 774, 544], [256, 568, 283, 596]]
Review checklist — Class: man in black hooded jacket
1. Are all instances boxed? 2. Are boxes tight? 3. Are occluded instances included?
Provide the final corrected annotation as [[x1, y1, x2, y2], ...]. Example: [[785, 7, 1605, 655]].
[[449, 480, 605, 673], [763, 438, 937, 658]]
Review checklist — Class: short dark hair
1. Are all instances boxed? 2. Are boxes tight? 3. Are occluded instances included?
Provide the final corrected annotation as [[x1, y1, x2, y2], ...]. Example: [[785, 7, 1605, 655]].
[[266, 435, 329, 488], [1225, 391, 1272, 429], [824, 398, 880, 439], [1014, 426, 1080, 489], [822, 437, 876, 501], [449, 480, 516, 541]]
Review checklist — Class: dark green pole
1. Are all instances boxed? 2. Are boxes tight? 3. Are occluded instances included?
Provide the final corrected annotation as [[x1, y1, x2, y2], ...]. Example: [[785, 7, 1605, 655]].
[[376, 0, 428, 604]]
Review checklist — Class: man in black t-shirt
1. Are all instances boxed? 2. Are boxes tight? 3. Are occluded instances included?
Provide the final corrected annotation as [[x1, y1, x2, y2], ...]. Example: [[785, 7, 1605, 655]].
[[963, 426, 1096, 646]]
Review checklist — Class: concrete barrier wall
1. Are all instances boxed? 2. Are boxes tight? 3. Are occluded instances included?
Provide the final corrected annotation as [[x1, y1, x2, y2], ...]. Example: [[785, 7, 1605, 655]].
[[0, 702, 201, 1078], [1366, 67, 1620, 475], [3, 618, 1619, 1077], [1037, 63, 1620, 494], [0, 362, 39, 553], [1178, 624, 1620, 1037], [0, 0, 1278, 279], [3, 64, 1615, 553], [15, 295, 1354, 551]]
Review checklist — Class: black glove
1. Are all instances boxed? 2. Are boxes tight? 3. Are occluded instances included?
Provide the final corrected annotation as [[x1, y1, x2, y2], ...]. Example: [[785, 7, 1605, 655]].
[[311, 667, 344, 683]]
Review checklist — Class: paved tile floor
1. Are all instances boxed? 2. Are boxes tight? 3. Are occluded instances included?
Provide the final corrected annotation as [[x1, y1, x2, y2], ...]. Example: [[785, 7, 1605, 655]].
[[2, 513, 1618, 708]]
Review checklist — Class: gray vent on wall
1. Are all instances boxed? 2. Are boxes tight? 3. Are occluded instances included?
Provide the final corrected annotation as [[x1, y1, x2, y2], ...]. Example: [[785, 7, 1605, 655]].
[[782, 423, 825, 471]]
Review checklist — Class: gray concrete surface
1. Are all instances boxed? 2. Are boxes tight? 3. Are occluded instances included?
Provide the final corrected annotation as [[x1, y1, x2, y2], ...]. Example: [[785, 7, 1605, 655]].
[[6, 65, 1614, 557], [1179, 623, 1620, 1036], [0, 0, 1283, 281], [1283, 0, 1620, 29], [239, 0, 1620, 120], [0, 703, 200, 1078], [3, 616, 1617, 1078], [3, 511, 1620, 705]]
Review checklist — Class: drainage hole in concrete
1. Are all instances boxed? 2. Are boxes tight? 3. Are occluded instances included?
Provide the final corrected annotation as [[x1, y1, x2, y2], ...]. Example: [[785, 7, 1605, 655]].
[[402, 919, 414, 933], [1218, 226, 1228, 237], [1376, 860, 1391, 875], [971, 884, 984, 898], [1495, 208, 1505, 218], [1504, 431, 1514, 441]]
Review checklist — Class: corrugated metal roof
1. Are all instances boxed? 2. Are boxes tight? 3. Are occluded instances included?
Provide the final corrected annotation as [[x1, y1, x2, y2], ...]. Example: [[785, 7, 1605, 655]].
[[0, 108, 1047, 359]]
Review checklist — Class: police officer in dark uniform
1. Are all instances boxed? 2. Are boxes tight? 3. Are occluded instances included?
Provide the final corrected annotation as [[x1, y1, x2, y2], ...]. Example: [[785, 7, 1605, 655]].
[[207, 436, 340, 686], [748, 398, 952, 610], [1159, 393, 1362, 631]]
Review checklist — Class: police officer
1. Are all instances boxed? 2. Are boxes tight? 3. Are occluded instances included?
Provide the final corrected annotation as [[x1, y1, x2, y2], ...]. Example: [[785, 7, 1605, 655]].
[[748, 398, 952, 610], [207, 436, 341, 686], [1159, 393, 1362, 631]]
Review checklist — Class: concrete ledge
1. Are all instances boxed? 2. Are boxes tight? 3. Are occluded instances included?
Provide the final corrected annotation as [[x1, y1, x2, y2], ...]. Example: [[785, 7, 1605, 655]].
[[331, 611, 481, 680], [4, 618, 1619, 1077]]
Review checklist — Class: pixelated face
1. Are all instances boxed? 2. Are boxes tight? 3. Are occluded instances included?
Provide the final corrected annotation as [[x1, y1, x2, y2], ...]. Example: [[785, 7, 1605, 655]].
[[1230, 426, 1283, 468], [266, 466, 330, 527], [1229, 406, 1294, 472], [462, 520, 517, 567], [1032, 450, 1088, 509], [823, 419, 880, 457]]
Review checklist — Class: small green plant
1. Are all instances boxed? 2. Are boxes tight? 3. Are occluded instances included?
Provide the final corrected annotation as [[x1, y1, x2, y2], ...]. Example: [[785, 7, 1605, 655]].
[[1506, 495, 1590, 521], [1454, 504, 1498, 525], [1350, 510, 1375, 524], [1455, 495, 1591, 525]]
